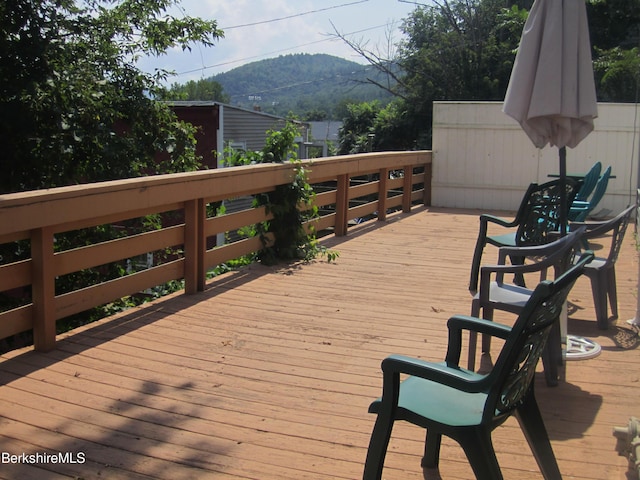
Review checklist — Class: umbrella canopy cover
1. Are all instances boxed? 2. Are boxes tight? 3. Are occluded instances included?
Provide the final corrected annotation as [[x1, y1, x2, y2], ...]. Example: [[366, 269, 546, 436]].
[[503, 0, 598, 149]]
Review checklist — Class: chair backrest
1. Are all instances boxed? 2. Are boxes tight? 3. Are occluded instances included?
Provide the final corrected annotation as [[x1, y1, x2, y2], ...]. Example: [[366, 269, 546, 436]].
[[580, 204, 635, 265], [482, 251, 593, 422], [572, 166, 612, 222], [515, 179, 578, 246], [493, 227, 585, 285], [575, 161, 602, 202]]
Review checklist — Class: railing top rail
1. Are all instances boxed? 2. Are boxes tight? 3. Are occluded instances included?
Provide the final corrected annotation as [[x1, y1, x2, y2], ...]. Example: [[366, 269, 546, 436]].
[[0, 152, 430, 237]]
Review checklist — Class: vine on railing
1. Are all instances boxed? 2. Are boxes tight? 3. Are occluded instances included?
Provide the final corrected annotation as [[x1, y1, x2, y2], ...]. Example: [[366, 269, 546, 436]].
[[225, 122, 338, 265]]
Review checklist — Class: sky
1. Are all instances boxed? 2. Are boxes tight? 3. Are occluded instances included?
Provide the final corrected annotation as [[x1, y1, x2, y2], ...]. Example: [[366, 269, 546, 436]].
[[136, 0, 421, 85]]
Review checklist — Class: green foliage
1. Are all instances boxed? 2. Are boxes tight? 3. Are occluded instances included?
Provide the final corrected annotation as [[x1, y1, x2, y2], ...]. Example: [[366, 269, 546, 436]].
[[587, 0, 640, 51], [163, 78, 230, 102], [207, 255, 256, 278], [337, 101, 381, 154], [392, 0, 527, 149], [334, 1, 530, 152], [594, 46, 640, 101], [0, 0, 223, 193], [588, 0, 640, 102]]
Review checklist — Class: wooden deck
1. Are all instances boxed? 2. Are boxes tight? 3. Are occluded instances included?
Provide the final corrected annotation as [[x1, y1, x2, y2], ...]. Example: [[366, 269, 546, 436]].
[[1, 206, 639, 479]]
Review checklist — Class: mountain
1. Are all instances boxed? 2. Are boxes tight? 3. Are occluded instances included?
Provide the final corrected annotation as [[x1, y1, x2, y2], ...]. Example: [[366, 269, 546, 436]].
[[209, 53, 395, 119]]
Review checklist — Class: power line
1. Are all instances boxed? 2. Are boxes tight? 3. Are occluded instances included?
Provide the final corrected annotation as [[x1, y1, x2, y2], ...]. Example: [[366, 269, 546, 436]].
[[221, 1, 369, 30]]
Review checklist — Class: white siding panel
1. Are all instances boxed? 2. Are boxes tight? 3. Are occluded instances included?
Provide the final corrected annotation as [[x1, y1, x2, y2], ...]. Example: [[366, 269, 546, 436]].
[[223, 106, 286, 152], [433, 102, 640, 215]]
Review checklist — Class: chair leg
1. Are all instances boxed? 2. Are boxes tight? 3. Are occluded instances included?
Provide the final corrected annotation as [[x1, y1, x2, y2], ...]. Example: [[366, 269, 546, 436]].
[[470, 233, 487, 292], [541, 320, 561, 387], [481, 306, 494, 354], [363, 412, 395, 480], [468, 331, 478, 372], [509, 253, 526, 287], [590, 272, 609, 329], [458, 428, 503, 480], [515, 391, 562, 480], [422, 430, 442, 468], [468, 299, 481, 371], [607, 267, 618, 319]]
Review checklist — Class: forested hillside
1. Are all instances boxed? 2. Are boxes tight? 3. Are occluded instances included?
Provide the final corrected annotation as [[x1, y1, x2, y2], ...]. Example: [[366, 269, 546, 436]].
[[209, 53, 395, 119]]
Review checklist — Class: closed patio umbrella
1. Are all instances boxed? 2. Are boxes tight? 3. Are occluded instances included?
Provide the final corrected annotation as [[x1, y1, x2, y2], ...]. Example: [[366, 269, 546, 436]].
[[503, 0, 599, 362], [503, 0, 598, 236]]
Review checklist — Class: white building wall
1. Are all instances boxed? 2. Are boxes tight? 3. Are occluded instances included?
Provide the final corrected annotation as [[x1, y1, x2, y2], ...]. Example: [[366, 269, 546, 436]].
[[432, 101, 640, 216]]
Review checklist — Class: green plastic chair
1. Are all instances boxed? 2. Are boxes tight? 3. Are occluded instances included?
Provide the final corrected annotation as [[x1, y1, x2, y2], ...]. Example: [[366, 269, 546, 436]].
[[571, 205, 635, 329], [363, 252, 593, 480], [569, 166, 611, 222], [573, 161, 601, 202], [469, 227, 586, 385], [469, 178, 578, 292]]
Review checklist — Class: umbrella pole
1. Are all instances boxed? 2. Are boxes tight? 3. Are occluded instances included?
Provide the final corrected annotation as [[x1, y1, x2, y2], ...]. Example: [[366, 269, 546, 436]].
[[559, 146, 567, 236], [559, 146, 603, 362]]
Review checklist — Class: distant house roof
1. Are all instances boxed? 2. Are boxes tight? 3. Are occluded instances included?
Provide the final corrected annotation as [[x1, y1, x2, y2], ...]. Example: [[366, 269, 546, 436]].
[[166, 101, 302, 124]]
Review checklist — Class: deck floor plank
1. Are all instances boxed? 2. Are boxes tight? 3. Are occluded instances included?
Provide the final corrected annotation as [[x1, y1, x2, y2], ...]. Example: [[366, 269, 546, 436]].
[[1, 206, 638, 479]]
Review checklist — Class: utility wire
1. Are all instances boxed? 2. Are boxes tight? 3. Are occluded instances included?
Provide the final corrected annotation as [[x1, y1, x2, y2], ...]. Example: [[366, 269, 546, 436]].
[[221, 0, 369, 30]]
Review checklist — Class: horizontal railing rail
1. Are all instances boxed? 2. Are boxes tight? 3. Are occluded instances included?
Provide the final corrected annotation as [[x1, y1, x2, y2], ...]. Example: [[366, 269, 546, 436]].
[[0, 151, 431, 351]]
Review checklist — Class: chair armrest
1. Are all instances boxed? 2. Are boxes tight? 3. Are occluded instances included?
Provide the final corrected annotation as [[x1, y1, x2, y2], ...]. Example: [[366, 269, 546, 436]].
[[497, 226, 585, 262], [480, 213, 517, 228], [478, 262, 550, 292], [571, 200, 589, 209], [447, 314, 512, 339], [497, 243, 563, 259], [570, 202, 589, 215], [445, 314, 512, 366], [571, 219, 615, 238], [381, 354, 486, 392]]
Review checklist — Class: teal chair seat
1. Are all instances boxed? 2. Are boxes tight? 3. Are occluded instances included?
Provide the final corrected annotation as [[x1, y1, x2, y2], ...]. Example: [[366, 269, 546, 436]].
[[382, 365, 487, 427]]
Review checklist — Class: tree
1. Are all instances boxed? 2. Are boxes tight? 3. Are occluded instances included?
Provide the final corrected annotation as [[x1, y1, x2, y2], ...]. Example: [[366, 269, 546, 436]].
[[335, 1, 528, 150], [588, 0, 640, 102], [337, 101, 381, 154], [392, 0, 527, 148], [0, 0, 223, 193], [163, 78, 230, 102]]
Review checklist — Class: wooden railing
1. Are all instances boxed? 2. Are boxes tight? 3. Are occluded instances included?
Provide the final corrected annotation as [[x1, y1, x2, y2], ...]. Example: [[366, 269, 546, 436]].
[[0, 151, 431, 351]]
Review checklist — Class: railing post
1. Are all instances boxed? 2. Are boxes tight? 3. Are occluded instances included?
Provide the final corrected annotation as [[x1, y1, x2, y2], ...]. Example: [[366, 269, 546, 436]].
[[184, 199, 205, 293], [402, 165, 413, 212], [423, 162, 432, 206], [196, 199, 206, 291], [335, 174, 350, 236], [378, 168, 389, 221], [31, 226, 56, 351]]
